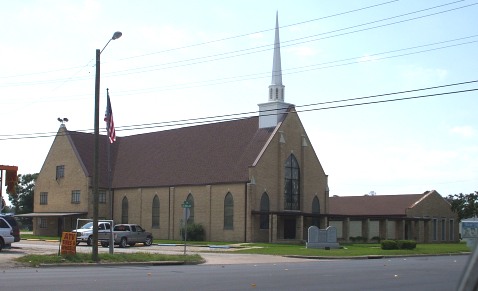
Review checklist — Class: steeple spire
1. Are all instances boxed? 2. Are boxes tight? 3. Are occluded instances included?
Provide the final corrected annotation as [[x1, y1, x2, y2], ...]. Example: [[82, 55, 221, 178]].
[[258, 12, 292, 129], [268, 11, 285, 102], [271, 11, 282, 87]]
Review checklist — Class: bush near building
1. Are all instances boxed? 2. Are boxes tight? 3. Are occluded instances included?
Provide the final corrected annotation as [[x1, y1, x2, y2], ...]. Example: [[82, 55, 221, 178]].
[[381, 240, 417, 250]]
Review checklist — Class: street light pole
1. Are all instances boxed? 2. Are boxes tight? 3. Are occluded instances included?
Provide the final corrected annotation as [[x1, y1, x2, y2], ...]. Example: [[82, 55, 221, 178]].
[[92, 31, 122, 262]]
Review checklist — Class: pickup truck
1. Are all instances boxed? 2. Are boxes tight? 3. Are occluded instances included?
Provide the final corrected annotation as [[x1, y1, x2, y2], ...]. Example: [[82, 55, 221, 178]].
[[72, 221, 111, 246], [99, 224, 153, 248]]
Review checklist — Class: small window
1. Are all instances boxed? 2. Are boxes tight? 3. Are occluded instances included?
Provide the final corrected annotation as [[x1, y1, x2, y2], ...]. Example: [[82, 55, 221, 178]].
[[99, 190, 106, 204], [131, 225, 137, 232], [71, 190, 80, 204], [56, 165, 65, 180], [433, 219, 438, 241], [40, 218, 48, 228], [40, 192, 48, 205]]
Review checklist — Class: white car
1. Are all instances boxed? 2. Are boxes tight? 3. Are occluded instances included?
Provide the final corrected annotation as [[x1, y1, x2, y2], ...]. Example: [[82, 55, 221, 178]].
[[0, 217, 15, 252]]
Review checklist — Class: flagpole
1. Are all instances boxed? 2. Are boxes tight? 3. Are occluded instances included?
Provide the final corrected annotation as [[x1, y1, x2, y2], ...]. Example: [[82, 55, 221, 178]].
[[106, 88, 114, 255]]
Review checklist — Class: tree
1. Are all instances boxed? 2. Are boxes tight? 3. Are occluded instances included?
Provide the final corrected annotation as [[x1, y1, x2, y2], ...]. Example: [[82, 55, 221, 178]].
[[6, 173, 38, 230], [447, 192, 478, 221]]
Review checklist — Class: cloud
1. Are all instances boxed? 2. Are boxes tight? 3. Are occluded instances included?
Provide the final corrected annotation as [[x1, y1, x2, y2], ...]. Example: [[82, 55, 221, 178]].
[[451, 126, 475, 138]]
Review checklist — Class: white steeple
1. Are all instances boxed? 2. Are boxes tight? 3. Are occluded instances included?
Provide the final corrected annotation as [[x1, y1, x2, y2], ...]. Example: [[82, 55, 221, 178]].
[[269, 11, 284, 101], [258, 12, 292, 129]]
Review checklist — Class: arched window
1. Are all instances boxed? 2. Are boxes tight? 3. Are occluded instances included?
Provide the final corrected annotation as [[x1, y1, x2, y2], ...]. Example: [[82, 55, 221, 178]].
[[312, 196, 320, 227], [269, 88, 273, 100], [186, 193, 194, 224], [152, 195, 160, 228], [224, 192, 234, 229], [121, 196, 128, 224], [284, 154, 300, 210], [275, 88, 279, 99], [260, 192, 270, 229]]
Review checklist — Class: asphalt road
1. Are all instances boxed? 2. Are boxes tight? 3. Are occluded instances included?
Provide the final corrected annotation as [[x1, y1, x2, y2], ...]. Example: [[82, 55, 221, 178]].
[[0, 240, 471, 290]]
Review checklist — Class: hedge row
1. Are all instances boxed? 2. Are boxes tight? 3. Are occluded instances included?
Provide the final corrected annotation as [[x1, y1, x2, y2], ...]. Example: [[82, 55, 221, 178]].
[[381, 240, 417, 250]]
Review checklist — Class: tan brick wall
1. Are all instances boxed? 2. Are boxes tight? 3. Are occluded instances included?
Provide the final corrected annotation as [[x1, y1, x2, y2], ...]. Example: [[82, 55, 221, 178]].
[[33, 128, 90, 236], [113, 183, 246, 242], [406, 191, 459, 242]]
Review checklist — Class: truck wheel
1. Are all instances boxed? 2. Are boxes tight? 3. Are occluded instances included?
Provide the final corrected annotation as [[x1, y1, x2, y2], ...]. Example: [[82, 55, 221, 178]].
[[0, 238, 4, 252], [144, 236, 153, 246], [119, 237, 127, 248], [87, 236, 93, 246]]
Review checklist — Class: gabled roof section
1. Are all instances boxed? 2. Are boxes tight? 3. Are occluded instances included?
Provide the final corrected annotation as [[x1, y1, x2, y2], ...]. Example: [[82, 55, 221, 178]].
[[66, 117, 274, 189], [329, 193, 427, 216], [67, 130, 119, 188], [113, 117, 272, 188]]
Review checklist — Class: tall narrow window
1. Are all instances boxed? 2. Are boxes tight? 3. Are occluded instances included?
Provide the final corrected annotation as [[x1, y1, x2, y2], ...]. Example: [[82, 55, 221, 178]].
[[433, 218, 437, 241], [441, 219, 446, 241], [40, 192, 48, 205], [260, 192, 270, 229], [71, 190, 80, 204], [224, 192, 234, 230], [56, 165, 64, 180], [284, 154, 300, 210], [312, 196, 320, 227], [186, 194, 194, 224], [449, 219, 455, 241], [152, 195, 160, 229], [121, 197, 129, 224]]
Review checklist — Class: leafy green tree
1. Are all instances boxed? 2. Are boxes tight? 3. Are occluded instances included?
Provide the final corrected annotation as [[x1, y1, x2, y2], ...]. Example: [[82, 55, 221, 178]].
[[447, 192, 478, 221], [7, 173, 38, 214]]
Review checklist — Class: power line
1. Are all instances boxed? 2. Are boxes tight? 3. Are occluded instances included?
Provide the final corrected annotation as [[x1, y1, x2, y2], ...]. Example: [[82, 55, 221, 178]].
[[0, 0, 399, 80], [1, 1, 473, 87], [0, 80, 476, 141]]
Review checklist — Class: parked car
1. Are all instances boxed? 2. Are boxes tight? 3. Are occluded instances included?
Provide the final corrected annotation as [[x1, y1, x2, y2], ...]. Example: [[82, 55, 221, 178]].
[[99, 224, 153, 248], [72, 221, 111, 246], [0, 216, 15, 252], [0, 214, 20, 242]]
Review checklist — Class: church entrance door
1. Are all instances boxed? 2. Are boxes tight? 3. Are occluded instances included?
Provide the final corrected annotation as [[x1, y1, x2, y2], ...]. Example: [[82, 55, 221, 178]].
[[284, 217, 296, 239]]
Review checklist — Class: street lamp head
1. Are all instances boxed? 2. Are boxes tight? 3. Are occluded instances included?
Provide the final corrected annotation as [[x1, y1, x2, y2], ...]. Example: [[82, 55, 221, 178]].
[[112, 31, 122, 40]]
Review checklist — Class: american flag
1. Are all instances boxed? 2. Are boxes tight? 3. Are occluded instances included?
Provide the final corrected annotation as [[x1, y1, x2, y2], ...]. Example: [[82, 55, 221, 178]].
[[104, 90, 116, 143]]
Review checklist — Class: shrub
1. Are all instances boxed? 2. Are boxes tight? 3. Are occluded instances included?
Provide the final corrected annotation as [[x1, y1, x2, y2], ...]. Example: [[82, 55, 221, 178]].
[[397, 240, 417, 250], [381, 240, 398, 250], [381, 239, 417, 250], [180, 223, 205, 241]]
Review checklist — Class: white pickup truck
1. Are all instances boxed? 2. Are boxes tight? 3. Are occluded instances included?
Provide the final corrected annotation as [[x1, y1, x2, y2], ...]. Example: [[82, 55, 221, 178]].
[[72, 221, 111, 246]]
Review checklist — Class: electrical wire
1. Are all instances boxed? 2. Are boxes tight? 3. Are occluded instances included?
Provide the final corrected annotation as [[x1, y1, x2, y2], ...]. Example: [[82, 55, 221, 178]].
[[0, 81, 476, 141]]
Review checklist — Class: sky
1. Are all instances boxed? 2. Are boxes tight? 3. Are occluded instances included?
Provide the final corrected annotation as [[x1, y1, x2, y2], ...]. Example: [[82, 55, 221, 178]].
[[0, 0, 477, 198]]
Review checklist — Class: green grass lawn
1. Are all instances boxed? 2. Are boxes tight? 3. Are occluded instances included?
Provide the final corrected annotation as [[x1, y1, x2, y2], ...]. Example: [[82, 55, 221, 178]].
[[18, 233, 471, 265], [233, 242, 471, 257]]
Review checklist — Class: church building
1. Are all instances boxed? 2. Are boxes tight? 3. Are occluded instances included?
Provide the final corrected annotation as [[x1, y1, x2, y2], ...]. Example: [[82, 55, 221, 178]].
[[29, 14, 330, 242]]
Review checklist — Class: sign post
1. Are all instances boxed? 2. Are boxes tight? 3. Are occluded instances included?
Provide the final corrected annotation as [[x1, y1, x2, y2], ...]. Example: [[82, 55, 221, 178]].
[[181, 201, 191, 255]]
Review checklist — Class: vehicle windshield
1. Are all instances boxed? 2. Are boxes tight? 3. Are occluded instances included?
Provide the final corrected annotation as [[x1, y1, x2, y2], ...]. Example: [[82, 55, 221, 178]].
[[79, 222, 93, 229]]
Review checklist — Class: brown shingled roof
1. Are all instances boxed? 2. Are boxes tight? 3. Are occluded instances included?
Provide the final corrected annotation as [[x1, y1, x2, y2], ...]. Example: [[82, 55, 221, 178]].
[[329, 194, 427, 216], [67, 116, 273, 189]]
